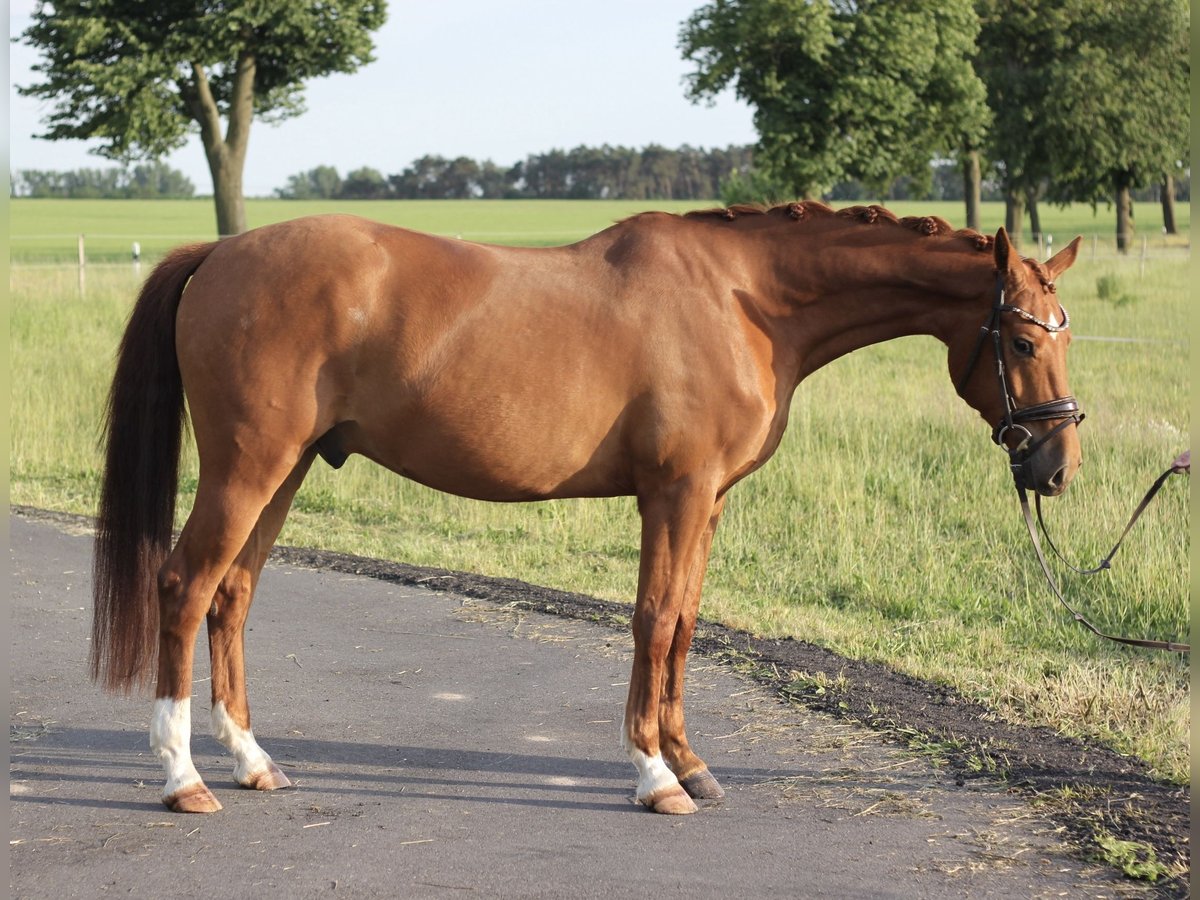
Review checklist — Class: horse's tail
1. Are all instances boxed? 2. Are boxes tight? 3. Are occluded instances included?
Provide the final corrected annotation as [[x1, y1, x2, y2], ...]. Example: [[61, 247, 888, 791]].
[[91, 242, 218, 692]]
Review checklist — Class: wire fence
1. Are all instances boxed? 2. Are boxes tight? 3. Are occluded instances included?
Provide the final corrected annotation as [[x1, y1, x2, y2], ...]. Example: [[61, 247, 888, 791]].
[[12, 232, 227, 266]]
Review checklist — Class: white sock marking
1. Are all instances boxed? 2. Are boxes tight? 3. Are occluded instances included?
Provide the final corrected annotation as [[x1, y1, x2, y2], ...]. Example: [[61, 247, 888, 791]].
[[150, 697, 202, 799], [621, 715, 679, 801], [211, 701, 275, 785]]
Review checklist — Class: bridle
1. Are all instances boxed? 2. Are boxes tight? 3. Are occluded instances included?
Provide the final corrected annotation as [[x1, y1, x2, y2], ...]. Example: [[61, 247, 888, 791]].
[[955, 275, 1083, 489], [959, 275, 1189, 653]]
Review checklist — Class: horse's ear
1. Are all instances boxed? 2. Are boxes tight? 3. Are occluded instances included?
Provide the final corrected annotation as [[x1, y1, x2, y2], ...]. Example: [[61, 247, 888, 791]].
[[993, 227, 1027, 288], [1044, 235, 1083, 281]]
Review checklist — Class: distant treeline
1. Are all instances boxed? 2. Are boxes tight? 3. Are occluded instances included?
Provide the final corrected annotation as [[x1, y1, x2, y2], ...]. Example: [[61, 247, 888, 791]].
[[278, 145, 755, 201], [11, 162, 195, 199], [277, 144, 1189, 205], [11, 149, 1188, 205]]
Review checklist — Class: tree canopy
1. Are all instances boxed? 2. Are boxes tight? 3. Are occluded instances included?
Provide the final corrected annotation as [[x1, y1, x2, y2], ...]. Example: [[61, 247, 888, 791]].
[[682, 0, 1189, 249], [974, 0, 1189, 249], [1041, 0, 1188, 247], [680, 0, 989, 200], [19, 0, 387, 234]]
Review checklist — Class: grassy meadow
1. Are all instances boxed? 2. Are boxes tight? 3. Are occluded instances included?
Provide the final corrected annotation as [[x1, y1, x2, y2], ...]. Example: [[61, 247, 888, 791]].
[[10, 196, 1190, 263], [9, 198, 1190, 782]]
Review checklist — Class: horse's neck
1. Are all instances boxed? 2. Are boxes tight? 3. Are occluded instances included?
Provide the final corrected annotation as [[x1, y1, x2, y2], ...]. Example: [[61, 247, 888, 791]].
[[759, 234, 994, 382]]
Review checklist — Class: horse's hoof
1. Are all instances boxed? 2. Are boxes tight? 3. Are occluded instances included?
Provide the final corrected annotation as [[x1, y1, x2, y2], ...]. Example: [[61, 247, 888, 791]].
[[679, 768, 725, 800], [240, 762, 292, 792], [640, 783, 698, 815], [163, 782, 222, 813]]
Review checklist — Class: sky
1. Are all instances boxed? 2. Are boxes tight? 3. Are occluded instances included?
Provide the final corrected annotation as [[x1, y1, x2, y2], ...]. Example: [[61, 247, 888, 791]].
[[8, 1, 758, 197]]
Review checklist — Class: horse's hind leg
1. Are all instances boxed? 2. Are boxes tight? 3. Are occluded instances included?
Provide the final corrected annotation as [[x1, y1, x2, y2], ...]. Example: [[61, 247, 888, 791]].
[[658, 497, 726, 801], [207, 449, 316, 792], [151, 453, 301, 813]]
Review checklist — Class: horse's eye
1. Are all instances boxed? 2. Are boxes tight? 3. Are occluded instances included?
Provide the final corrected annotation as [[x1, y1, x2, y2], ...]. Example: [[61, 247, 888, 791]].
[[1012, 337, 1034, 357]]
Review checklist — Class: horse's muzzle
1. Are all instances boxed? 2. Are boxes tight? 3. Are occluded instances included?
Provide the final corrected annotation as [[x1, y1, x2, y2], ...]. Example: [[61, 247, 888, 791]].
[[1003, 422, 1083, 497]]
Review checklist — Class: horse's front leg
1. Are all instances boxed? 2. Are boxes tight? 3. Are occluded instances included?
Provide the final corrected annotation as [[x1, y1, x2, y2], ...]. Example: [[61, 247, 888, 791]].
[[622, 481, 718, 815], [658, 496, 726, 801]]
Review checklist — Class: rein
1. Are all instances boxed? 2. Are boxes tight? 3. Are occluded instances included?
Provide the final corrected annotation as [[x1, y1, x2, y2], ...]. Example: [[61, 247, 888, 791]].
[[1014, 473, 1189, 653], [1034, 458, 1189, 577], [963, 276, 1189, 653]]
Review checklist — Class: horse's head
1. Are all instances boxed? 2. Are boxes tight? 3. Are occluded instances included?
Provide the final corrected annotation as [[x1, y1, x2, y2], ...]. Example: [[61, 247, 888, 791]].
[[951, 229, 1084, 497]]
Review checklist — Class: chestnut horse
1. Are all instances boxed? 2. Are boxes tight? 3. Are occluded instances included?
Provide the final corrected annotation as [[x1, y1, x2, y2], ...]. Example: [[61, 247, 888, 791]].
[[92, 202, 1083, 815]]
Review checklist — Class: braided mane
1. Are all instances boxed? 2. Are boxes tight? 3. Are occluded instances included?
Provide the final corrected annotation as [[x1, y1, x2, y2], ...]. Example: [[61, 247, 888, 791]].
[[679, 201, 994, 252]]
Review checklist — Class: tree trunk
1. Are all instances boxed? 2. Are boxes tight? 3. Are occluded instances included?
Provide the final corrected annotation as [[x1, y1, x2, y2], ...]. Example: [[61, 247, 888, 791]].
[[961, 149, 981, 231], [1004, 189, 1024, 249], [185, 55, 255, 237], [1115, 174, 1133, 253], [209, 153, 248, 236], [1161, 174, 1177, 234], [1026, 189, 1041, 249]]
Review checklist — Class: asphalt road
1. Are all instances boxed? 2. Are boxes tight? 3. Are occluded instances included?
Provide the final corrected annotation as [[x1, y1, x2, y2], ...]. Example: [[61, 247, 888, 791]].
[[10, 514, 1126, 898]]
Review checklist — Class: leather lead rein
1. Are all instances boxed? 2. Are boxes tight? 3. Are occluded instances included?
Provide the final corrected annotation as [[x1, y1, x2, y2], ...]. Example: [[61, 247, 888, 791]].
[[1015, 476, 1189, 653], [1035, 461, 1187, 577]]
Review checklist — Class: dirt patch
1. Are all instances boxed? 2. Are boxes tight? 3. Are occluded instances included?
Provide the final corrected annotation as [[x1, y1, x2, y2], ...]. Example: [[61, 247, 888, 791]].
[[15, 504, 1189, 896]]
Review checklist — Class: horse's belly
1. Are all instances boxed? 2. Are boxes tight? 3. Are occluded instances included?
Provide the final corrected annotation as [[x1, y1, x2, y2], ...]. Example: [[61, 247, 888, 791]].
[[344, 405, 632, 502]]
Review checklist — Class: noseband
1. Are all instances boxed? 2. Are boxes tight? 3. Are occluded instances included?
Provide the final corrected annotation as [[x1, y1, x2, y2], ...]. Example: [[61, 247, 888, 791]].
[[956, 276, 1084, 485]]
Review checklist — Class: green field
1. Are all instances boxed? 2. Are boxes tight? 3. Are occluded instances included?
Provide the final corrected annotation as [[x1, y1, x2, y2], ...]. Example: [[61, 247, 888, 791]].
[[10, 197, 1190, 263], [9, 199, 1190, 782]]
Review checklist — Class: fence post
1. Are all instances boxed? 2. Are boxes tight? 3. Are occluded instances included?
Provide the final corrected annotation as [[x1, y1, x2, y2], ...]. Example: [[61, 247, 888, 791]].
[[1140, 235, 1148, 278], [77, 234, 86, 296]]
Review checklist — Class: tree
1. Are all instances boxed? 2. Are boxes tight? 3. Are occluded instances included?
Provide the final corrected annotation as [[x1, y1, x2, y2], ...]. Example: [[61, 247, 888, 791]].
[[1044, 0, 1189, 251], [340, 166, 389, 200], [440, 157, 482, 199], [976, 1, 1069, 248], [1160, 163, 1185, 234], [126, 162, 196, 199], [18, 0, 387, 236], [979, 0, 1189, 252], [680, 0, 989, 211], [276, 165, 343, 200]]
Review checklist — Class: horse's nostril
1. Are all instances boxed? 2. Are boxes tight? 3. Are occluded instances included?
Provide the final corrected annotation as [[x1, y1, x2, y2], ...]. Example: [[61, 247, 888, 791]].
[[1048, 465, 1069, 491]]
